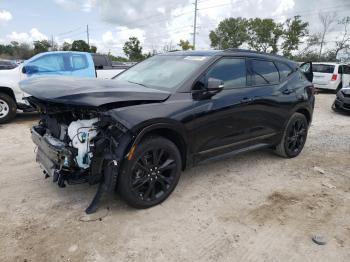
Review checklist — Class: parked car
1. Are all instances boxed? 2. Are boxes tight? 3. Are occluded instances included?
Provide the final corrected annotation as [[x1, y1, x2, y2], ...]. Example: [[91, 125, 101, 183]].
[[21, 49, 315, 213], [312, 62, 350, 91], [0, 51, 127, 123], [92, 54, 128, 79], [332, 85, 350, 113], [0, 59, 18, 70]]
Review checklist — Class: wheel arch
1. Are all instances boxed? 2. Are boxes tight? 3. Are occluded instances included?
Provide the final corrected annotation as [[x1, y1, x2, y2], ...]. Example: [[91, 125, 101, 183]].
[[130, 123, 188, 170], [0, 86, 16, 101], [295, 107, 311, 125]]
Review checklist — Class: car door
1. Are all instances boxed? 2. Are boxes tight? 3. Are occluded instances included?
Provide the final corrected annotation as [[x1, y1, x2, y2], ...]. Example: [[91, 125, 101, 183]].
[[244, 59, 296, 143], [190, 57, 257, 161], [22, 53, 71, 77]]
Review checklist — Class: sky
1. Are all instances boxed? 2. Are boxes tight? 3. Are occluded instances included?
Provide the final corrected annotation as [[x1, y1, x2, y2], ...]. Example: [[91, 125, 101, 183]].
[[0, 0, 349, 57]]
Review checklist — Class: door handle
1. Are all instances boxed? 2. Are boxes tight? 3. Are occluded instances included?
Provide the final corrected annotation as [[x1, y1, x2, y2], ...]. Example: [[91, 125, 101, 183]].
[[282, 88, 294, 95], [240, 97, 253, 104]]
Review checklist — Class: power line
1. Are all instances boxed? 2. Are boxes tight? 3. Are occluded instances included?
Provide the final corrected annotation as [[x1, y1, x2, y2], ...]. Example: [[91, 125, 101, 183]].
[[57, 26, 84, 36]]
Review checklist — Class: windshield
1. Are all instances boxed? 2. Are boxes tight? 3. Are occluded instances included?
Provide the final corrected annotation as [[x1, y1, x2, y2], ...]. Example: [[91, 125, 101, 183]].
[[114, 55, 210, 90]]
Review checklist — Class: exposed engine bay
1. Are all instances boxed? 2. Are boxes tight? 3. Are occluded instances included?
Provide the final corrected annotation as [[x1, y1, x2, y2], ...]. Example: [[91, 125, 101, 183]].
[[28, 97, 134, 214]]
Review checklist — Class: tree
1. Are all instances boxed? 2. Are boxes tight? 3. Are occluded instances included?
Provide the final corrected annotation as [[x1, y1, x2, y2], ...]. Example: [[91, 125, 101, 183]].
[[247, 18, 283, 53], [71, 40, 90, 52], [334, 16, 350, 59], [108, 55, 128, 62], [178, 39, 193, 50], [209, 17, 249, 49], [281, 16, 309, 57], [62, 42, 71, 51], [123, 36, 144, 61], [318, 12, 336, 57], [33, 40, 51, 54], [90, 45, 97, 53]]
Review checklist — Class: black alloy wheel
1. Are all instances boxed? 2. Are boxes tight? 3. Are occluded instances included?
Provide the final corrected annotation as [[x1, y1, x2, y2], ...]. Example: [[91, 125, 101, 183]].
[[118, 136, 182, 208], [274, 113, 308, 158], [285, 118, 307, 156]]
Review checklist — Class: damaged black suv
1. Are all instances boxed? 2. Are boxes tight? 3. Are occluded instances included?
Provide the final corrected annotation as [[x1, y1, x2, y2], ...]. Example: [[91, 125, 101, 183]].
[[21, 49, 314, 213]]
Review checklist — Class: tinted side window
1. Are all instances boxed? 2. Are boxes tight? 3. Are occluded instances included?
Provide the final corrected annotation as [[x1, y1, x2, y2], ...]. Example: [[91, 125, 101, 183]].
[[29, 54, 66, 72], [251, 60, 279, 85], [313, 64, 335, 73], [206, 58, 246, 89], [276, 62, 292, 81]]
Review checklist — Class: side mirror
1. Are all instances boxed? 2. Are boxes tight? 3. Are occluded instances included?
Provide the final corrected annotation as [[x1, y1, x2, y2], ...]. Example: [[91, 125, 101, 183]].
[[299, 62, 313, 83], [22, 65, 39, 75], [207, 77, 224, 95]]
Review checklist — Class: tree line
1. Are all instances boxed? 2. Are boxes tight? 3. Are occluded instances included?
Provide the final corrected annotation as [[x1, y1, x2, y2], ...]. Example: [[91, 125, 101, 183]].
[[0, 39, 97, 60], [1, 13, 349, 62]]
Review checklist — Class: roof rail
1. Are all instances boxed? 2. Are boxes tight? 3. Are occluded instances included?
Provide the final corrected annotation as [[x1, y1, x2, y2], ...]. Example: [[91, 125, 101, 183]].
[[224, 48, 261, 54], [224, 48, 287, 60]]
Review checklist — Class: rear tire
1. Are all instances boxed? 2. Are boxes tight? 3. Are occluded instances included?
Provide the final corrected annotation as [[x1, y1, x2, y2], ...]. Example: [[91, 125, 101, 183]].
[[274, 113, 308, 158], [117, 136, 182, 209], [0, 93, 17, 124]]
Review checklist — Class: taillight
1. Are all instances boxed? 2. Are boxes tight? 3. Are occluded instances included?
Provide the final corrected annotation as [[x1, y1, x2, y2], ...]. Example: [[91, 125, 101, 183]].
[[331, 74, 337, 81]]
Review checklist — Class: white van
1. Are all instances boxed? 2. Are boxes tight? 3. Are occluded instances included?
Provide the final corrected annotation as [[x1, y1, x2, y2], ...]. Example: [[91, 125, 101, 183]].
[[312, 63, 350, 91]]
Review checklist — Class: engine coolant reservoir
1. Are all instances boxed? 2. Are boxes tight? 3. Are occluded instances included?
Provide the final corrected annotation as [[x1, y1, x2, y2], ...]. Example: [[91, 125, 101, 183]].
[[67, 118, 98, 168]]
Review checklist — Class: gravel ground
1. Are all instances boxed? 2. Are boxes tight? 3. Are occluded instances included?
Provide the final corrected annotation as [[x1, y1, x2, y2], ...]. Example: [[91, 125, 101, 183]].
[[0, 93, 350, 262]]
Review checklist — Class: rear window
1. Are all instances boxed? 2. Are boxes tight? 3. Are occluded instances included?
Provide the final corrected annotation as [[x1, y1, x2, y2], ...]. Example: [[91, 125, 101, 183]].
[[251, 60, 279, 85], [93, 55, 108, 67], [313, 64, 335, 73]]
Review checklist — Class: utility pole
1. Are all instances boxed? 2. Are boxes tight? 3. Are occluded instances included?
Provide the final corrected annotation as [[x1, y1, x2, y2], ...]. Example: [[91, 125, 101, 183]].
[[51, 35, 54, 50], [86, 24, 90, 46], [192, 0, 198, 50]]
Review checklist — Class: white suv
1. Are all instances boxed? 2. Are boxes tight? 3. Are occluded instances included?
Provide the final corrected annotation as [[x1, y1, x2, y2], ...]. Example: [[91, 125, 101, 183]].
[[313, 63, 350, 91]]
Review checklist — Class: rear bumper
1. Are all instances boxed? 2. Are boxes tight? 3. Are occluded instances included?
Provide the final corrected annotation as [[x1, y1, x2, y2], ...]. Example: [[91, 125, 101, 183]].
[[31, 126, 77, 175], [314, 84, 337, 90]]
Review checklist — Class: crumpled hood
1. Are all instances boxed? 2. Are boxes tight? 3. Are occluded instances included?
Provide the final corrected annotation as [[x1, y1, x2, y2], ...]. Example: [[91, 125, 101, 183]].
[[19, 76, 170, 107]]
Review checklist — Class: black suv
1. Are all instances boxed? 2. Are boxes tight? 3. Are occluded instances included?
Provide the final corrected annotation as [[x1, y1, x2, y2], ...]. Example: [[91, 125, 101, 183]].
[[21, 49, 314, 213]]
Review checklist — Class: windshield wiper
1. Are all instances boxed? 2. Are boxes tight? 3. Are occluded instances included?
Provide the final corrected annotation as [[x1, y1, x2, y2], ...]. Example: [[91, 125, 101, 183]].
[[127, 80, 147, 87]]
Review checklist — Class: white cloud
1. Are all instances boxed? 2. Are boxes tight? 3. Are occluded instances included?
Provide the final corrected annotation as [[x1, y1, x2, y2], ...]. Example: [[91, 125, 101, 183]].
[[54, 0, 79, 10], [30, 28, 48, 41], [7, 28, 48, 43], [0, 10, 12, 25], [82, 0, 97, 12], [55, 0, 97, 12], [96, 27, 146, 55], [273, 0, 295, 17]]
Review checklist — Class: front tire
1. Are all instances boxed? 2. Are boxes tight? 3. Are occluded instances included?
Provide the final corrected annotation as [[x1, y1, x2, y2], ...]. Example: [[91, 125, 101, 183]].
[[0, 93, 17, 124], [274, 113, 308, 158], [118, 136, 182, 209]]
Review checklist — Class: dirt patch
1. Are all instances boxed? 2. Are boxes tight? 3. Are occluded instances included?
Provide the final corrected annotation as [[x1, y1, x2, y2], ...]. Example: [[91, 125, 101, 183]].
[[248, 191, 339, 227], [249, 191, 301, 225]]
